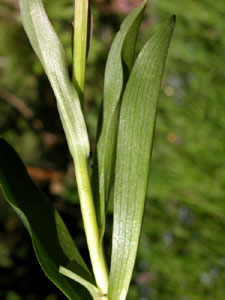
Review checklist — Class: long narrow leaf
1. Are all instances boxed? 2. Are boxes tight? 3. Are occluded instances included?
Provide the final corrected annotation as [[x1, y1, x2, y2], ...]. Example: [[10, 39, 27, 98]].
[[60, 260, 103, 300], [0, 138, 91, 300], [20, 0, 89, 160], [92, 0, 147, 239], [108, 16, 176, 300]]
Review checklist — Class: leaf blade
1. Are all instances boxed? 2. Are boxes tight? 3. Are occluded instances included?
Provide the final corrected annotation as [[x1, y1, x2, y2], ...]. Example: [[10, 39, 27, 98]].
[[92, 0, 147, 239], [108, 16, 176, 300], [60, 261, 103, 300], [0, 138, 92, 300], [19, 0, 89, 160]]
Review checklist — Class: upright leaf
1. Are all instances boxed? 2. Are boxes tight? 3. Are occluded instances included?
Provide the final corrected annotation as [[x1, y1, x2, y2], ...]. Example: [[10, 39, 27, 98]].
[[108, 16, 176, 300], [92, 0, 147, 239], [20, 0, 89, 161], [0, 138, 92, 300]]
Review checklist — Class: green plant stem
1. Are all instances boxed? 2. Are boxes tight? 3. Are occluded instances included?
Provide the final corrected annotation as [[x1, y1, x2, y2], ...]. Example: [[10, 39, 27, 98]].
[[73, 0, 108, 295], [73, 0, 89, 109], [74, 156, 108, 295]]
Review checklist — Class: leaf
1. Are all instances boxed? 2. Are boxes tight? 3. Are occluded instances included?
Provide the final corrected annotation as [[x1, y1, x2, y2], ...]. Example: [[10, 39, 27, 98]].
[[108, 16, 176, 300], [91, 0, 147, 239], [19, 0, 89, 161], [19, 2, 111, 293], [0, 138, 92, 300], [60, 261, 103, 300]]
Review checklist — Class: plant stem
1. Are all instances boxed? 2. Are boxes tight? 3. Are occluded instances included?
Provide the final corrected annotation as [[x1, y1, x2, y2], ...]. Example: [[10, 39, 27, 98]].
[[73, 0, 89, 109], [73, 0, 108, 295], [74, 156, 109, 295]]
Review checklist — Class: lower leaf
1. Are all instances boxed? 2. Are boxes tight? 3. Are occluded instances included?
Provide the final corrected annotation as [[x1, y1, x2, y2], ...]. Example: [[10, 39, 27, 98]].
[[60, 261, 103, 300], [0, 137, 91, 300]]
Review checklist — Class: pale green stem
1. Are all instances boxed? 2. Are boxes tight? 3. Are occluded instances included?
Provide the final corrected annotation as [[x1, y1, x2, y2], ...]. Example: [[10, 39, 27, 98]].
[[73, 0, 108, 295], [73, 0, 89, 109], [74, 155, 109, 295]]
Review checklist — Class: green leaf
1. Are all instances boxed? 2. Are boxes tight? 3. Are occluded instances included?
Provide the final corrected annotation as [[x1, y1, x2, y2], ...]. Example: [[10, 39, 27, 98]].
[[0, 138, 92, 300], [19, 2, 110, 292], [60, 261, 103, 300], [20, 0, 89, 161], [108, 16, 176, 300], [91, 0, 147, 239]]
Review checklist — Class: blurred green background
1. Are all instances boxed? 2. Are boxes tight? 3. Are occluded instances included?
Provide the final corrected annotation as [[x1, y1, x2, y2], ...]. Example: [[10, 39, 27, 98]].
[[0, 0, 225, 299]]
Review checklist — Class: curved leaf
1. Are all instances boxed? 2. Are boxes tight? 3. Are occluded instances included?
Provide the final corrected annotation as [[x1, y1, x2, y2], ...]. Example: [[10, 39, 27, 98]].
[[0, 138, 92, 300], [60, 261, 103, 300], [108, 16, 176, 300], [19, 0, 89, 160], [92, 0, 147, 239]]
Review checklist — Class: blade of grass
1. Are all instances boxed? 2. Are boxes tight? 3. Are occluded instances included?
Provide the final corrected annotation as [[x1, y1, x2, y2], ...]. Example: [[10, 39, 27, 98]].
[[92, 0, 147, 240], [108, 16, 176, 300], [0, 138, 91, 300]]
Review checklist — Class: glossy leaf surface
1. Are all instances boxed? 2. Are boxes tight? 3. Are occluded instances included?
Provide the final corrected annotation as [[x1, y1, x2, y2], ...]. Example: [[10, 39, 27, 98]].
[[92, 0, 147, 239], [0, 138, 91, 300], [108, 16, 176, 300], [20, 0, 89, 160]]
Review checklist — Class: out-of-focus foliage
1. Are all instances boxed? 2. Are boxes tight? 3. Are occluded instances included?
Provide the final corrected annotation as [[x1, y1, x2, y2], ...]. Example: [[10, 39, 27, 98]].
[[0, 0, 224, 299]]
